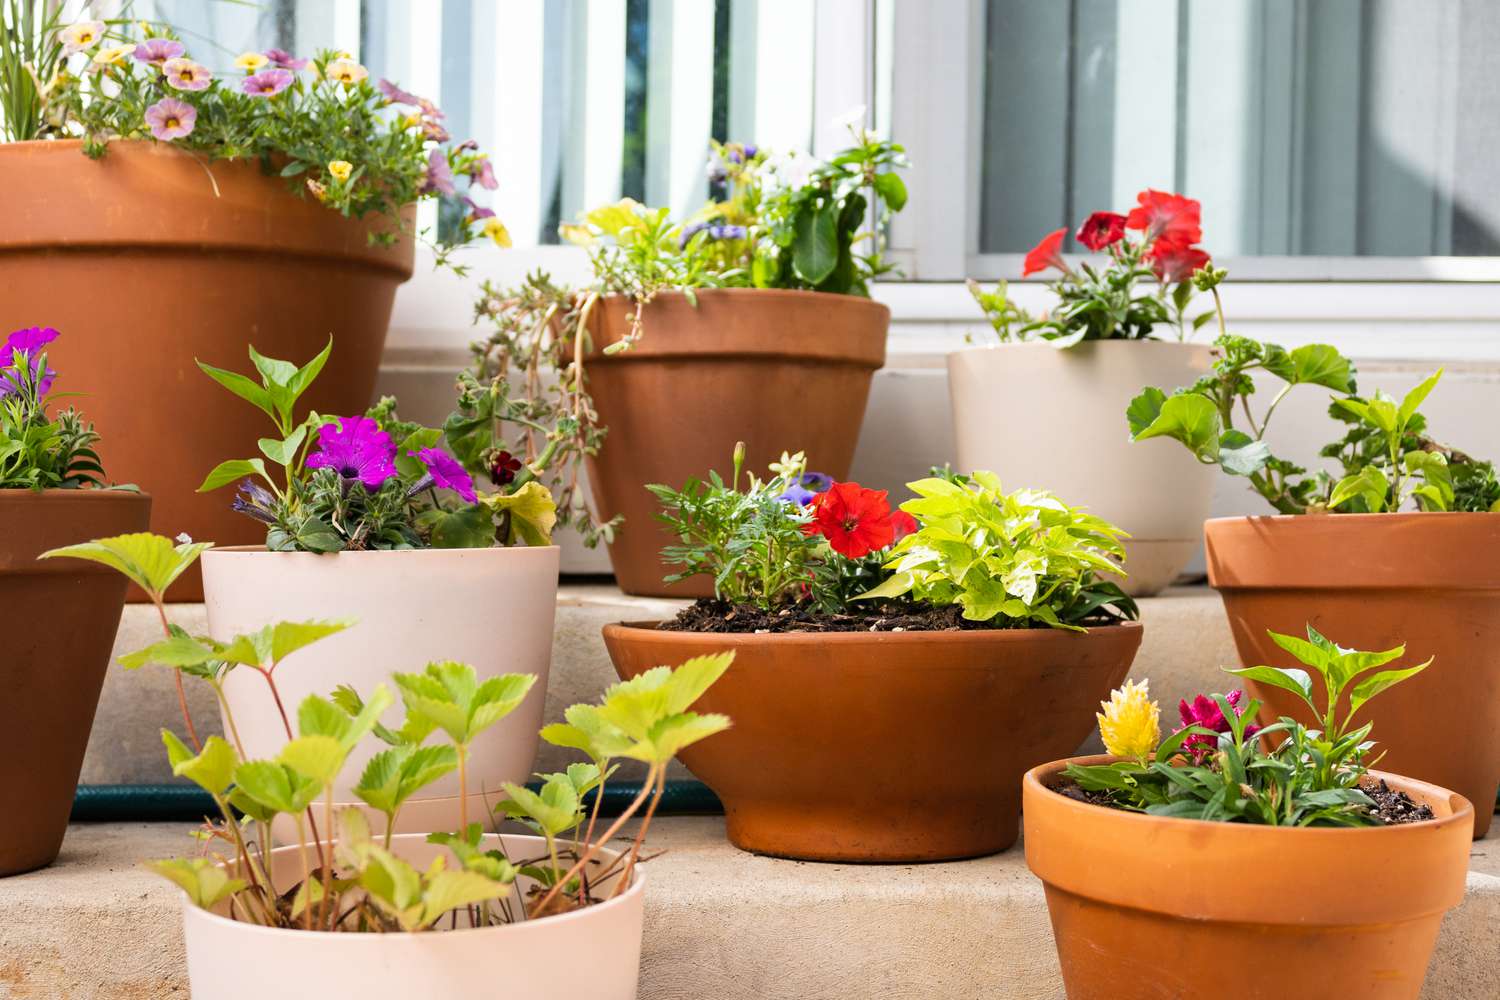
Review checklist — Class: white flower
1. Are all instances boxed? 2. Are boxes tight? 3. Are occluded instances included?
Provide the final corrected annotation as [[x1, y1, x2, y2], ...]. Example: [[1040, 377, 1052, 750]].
[[831, 103, 867, 131]]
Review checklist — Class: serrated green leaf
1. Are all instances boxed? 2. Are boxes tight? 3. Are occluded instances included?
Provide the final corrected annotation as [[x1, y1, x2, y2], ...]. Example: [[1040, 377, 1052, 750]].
[[148, 858, 246, 910], [278, 735, 346, 785], [120, 634, 220, 671], [164, 732, 238, 795], [39, 533, 213, 600]]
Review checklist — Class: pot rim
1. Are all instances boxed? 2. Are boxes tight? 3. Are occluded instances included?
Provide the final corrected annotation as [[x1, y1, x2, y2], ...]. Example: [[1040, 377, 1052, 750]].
[[1024, 753, 1473, 836], [202, 543, 561, 559], [180, 833, 644, 940], [601, 286, 891, 315], [949, 338, 1215, 356], [0, 487, 152, 503], [604, 618, 1143, 645], [1206, 510, 1498, 529]]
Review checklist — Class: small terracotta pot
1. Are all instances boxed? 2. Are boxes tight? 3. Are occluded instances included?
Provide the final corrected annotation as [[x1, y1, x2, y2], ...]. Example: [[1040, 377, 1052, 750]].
[[1205, 513, 1500, 837], [0, 489, 152, 876], [583, 289, 888, 598], [602, 620, 1143, 862], [1024, 755, 1474, 999], [202, 546, 559, 837], [947, 341, 1218, 596], [181, 833, 644, 999], [0, 140, 415, 600]]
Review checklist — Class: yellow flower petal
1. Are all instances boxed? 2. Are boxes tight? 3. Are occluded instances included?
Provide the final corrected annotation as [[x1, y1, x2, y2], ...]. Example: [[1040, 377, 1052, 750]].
[[327, 160, 353, 182], [482, 218, 513, 248], [1097, 679, 1160, 762], [234, 52, 269, 72]]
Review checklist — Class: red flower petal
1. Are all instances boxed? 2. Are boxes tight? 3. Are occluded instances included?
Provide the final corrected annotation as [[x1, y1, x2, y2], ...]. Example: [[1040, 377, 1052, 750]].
[[806, 481, 896, 559], [1076, 211, 1127, 251], [1022, 227, 1069, 277], [1147, 237, 1211, 283], [1124, 189, 1202, 245]]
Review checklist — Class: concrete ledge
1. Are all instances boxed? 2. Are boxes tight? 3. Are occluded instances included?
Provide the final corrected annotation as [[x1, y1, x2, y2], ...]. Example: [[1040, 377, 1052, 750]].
[[1, 818, 1495, 999]]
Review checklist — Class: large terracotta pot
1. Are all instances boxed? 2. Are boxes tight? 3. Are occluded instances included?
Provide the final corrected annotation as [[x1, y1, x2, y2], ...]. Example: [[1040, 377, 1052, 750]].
[[584, 289, 888, 598], [182, 833, 643, 999], [947, 341, 1217, 596], [1205, 513, 1500, 837], [202, 546, 559, 836], [1024, 755, 1474, 999], [602, 619, 1143, 862], [0, 140, 415, 600], [0, 489, 152, 876]]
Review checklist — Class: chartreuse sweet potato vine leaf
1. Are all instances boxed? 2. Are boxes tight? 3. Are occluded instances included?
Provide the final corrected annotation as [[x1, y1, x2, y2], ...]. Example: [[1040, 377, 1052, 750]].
[[38, 532, 212, 603]]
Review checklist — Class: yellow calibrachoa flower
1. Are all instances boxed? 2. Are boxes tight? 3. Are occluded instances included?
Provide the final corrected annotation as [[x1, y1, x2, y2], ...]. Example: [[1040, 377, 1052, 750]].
[[328, 160, 354, 183], [234, 51, 269, 72], [1097, 679, 1160, 762], [92, 43, 136, 66], [482, 217, 513, 248], [324, 58, 368, 85]]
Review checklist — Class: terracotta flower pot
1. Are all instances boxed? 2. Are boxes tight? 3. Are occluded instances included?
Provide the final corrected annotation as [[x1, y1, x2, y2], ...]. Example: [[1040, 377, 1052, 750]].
[[1205, 513, 1500, 837], [1024, 755, 1474, 999], [947, 341, 1218, 596], [182, 833, 644, 999], [584, 289, 888, 598], [602, 620, 1143, 862], [0, 140, 415, 600], [202, 546, 559, 836], [0, 489, 152, 876]]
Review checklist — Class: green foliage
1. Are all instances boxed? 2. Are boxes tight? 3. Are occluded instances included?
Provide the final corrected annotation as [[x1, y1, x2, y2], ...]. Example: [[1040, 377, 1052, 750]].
[[40, 532, 211, 602], [147, 858, 246, 910], [858, 472, 1137, 629], [0, 338, 110, 489], [0, 0, 63, 141], [392, 661, 535, 748], [1069, 628, 1430, 827]]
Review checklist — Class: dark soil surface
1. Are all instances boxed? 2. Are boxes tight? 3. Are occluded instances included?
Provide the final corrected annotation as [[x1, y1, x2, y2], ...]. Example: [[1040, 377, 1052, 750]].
[[659, 598, 1026, 634], [1054, 783, 1117, 808], [1361, 779, 1437, 825]]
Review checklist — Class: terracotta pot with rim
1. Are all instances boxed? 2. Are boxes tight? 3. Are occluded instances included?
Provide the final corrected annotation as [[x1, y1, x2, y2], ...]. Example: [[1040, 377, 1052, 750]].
[[1205, 512, 1500, 837], [602, 619, 1143, 862], [181, 833, 643, 999], [583, 288, 888, 598], [0, 140, 416, 600], [0, 489, 152, 876], [1024, 754, 1474, 999], [947, 340, 1218, 596], [201, 545, 559, 838]]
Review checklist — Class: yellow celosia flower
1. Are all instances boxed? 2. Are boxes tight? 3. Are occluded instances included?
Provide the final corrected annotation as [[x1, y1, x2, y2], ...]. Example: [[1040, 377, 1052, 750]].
[[92, 43, 136, 66], [324, 58, 368, 85], [1097, 679, 1160, 762], [482, 217, 513, 248], [234, 51, 269, 72], [327, 160, 353, 183]]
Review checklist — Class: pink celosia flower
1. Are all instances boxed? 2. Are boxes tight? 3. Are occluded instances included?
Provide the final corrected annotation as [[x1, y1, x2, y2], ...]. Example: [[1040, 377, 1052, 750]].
[[144, 97, 197, 141], [1175, 690, 1260, 763]]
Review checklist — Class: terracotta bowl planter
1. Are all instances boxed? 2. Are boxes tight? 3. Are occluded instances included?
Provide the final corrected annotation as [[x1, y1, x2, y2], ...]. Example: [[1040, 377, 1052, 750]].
[[182, 833, 643, 999], [1024, 755, 1474, 999], [0, 140, 415, 600], [584, 289, 888, 598], [1205, 513, 1500, 837], [0, 489, 151, 876], [947, 341, 1217, 596], [602, 620, 1143, 862], [202, 546, 559, 837]]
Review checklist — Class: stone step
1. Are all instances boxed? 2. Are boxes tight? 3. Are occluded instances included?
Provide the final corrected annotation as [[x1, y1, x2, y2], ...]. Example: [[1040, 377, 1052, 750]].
[[2, 817, 1495, 999], [86, 585, 1235, 787]]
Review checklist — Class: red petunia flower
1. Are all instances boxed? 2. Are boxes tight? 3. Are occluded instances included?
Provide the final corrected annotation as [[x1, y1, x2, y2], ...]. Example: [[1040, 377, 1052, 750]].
[[1022, 227, 1069, 277], [1076, 211, 1127, 251], [805, 481, 897, 559], [1124, 189, 1202, 245], [1147, 236, 1211, 283], [891, 510, 919, 541]]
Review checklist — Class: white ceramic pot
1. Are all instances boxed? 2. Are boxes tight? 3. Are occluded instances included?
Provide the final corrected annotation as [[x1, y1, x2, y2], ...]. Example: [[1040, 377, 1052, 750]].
[[182, 833, 644, 999], [202, 546, 560, 835], [947, 340, 1217, 596]]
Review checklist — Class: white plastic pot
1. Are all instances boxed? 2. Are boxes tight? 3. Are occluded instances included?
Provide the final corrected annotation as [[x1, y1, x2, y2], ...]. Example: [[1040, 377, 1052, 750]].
[[202, 546, 560, 835], [181, 833, 644, 999], [947, 340, 1217, 595]]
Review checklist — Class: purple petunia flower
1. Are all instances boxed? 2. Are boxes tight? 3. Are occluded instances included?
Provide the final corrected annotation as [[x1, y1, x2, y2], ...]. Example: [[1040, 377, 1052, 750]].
[[144, 97, 196, 140], [133, 37, 184, 66], [306, 416, 397, 489], [707, 224, 747, 240], [0, 326, 59, 398], [679, 220, 710, 248], [263, 48, 308, 70], [420, 148, 455, 196], [376, 78, 421, 105], [241, 68, 293, 96], [409, 447, 478, 503], [743, 143, 758, 158], [230, 478, 278, 525], [775, 471, 833, 508]]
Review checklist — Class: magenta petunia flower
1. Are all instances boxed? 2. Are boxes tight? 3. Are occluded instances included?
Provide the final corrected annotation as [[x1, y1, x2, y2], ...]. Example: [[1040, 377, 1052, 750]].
[[376, 78, 422, 105], [144, 97, 196, 141], [133, 37, 184, 66], [409, 447, 478, 503], [1175, 690, 1260, 763], [306, 416, 397, 489], [0, 326, 60, 397], [420, 148, 455, 196], [163, 57, 211, 91], [241, 68, 293, 96], [263, 48, 308, 70]]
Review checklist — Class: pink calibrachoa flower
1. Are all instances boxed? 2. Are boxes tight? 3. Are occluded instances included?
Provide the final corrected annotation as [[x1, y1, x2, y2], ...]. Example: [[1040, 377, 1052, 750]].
[[144, 98, 197, 141], [263, 48, 309, 70], [409, 448, 478, 504], [133, 38, 184, 66], [420, 148, 455, 196], [1175, 690, 1260, 764], [306, 416, 397, 489], [376, 78, 422, 105], [163, 57, 211, 92], [241, 68, 293, 96], [463, 196, 495, 222], [470, 155, 498, 191], [0, 326, 60, 397]]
